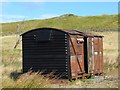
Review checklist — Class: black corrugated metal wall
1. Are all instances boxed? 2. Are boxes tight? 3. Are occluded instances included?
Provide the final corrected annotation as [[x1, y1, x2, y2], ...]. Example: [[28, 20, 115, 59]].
[[22, 28, 70, 78]]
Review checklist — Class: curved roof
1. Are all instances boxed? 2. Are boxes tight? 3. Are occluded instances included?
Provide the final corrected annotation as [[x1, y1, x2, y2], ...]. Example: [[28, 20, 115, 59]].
[[21, 27, 103, 37], [21, 27, 68, 36]]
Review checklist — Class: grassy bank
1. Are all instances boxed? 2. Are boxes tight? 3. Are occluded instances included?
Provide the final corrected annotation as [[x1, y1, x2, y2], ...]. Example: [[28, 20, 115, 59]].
[[1, 14, 118, 35]]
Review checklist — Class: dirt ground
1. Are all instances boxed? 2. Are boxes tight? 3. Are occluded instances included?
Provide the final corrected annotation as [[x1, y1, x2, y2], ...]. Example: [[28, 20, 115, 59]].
[[49, 68, 118, 88]]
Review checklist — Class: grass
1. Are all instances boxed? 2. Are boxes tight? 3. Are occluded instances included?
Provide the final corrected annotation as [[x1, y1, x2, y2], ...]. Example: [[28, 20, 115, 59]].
[[1, 30, 118, 88], [2, 72, 50, 88], [1, 14, 118, 35]]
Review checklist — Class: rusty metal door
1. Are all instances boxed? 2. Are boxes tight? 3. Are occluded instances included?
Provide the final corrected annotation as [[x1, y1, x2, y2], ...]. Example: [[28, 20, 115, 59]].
[[69, 35, 84, 79], [99, 37, 103, 74], [87, 37, 94, 74], [94, 37, 103, 74], [94, 37, 99, 74]]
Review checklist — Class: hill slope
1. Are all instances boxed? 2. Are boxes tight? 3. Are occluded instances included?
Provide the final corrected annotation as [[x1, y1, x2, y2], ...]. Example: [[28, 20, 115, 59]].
[[1, 14, 118, 35]]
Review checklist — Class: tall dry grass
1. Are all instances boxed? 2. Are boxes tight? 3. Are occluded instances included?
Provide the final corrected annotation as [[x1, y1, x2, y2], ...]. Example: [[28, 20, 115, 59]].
[[1, 35, 51, 88], [2, 72, 50, 88], [1, 31, 118, 88]]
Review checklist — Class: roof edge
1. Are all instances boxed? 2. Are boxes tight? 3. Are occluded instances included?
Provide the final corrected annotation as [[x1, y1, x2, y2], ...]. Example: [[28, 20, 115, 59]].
[[21, 27, 69, 36]]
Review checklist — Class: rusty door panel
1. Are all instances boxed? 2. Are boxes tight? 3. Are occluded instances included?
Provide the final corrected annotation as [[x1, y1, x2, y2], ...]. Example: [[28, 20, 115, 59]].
[[94, 37, 100, 74], [94, 53, 98, 74], [87, 37, 94, 74], [93, 37, 103, 75], [71, 56, 81, 78], [70, 36, 78, 78], [71, 56, 78, 77], [99, 38, 103, 74], [70, 35, 84, 79], [94, 38, 99, 51], [76, 45, 83, 54]]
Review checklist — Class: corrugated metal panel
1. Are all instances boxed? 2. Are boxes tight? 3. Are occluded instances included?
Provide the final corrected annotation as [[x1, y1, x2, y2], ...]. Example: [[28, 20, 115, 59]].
[[22, 29, 70, 78]]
